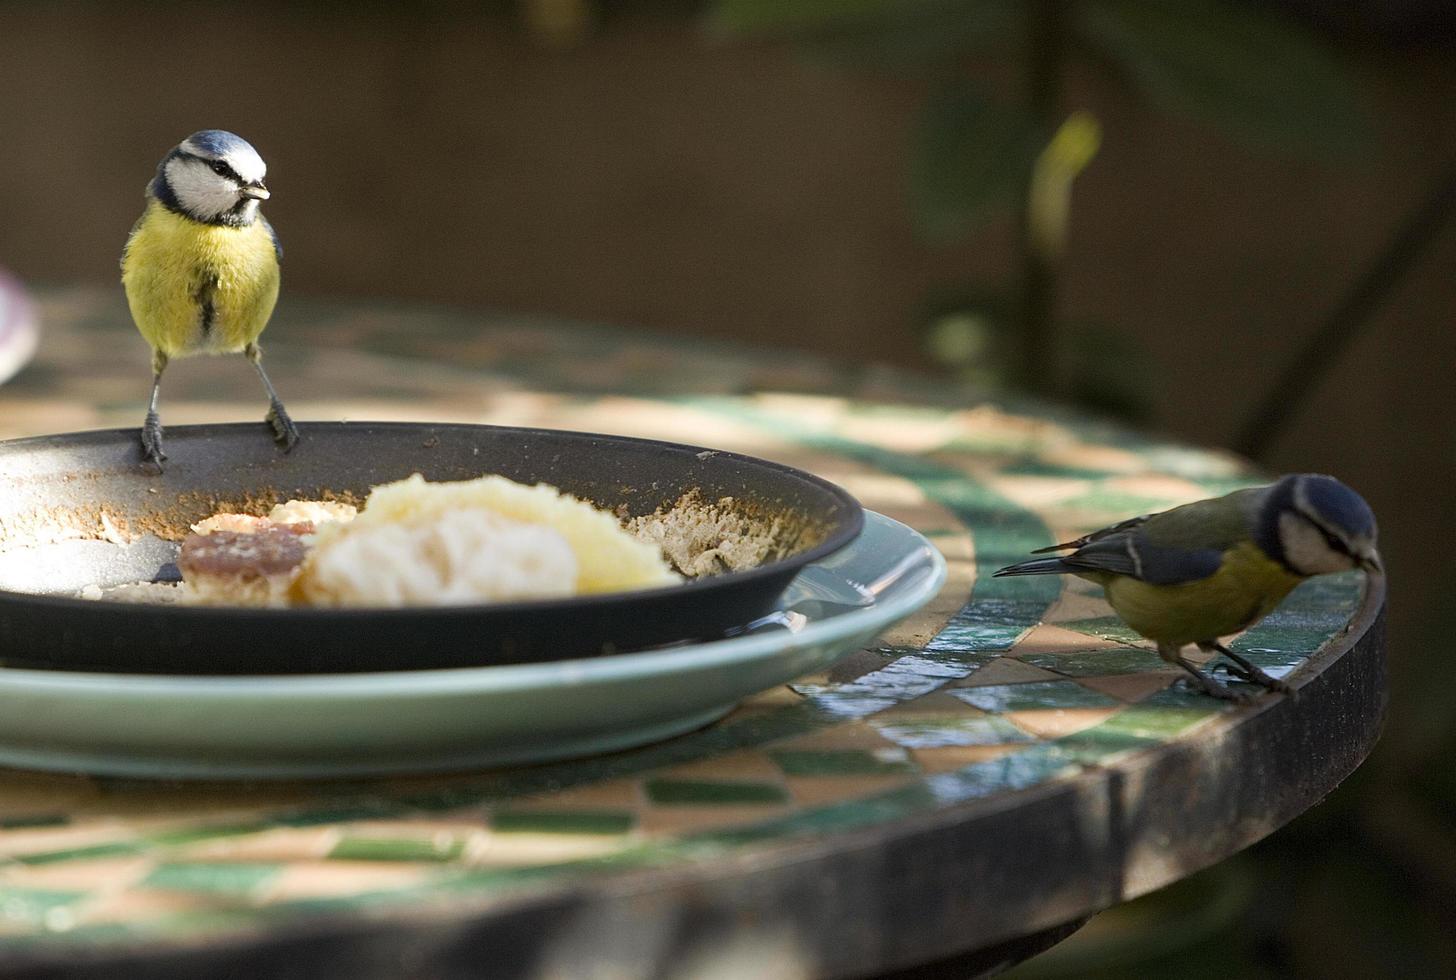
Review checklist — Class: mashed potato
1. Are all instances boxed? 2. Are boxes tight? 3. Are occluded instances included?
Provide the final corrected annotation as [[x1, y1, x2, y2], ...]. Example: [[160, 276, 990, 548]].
[[291, 474, 680, 607]]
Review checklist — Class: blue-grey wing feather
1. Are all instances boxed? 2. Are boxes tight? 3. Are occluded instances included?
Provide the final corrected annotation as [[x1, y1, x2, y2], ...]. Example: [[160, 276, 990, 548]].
[[1056, 525, 1225, 585], [262, 216, 282, 262]]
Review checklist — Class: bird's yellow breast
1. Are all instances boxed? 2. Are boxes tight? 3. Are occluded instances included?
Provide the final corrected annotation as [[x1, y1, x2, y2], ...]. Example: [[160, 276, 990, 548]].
[[121, 202, 279, 358], [1092, 542, 1303, 646]]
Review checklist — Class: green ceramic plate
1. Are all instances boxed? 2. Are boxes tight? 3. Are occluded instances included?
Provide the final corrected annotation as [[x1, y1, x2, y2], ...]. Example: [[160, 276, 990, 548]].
[[0, 512, 944, 779]]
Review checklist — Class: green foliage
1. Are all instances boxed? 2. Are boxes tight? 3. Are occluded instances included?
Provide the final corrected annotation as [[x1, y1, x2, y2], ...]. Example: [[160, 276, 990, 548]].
[[911, 83, 1044, 240], [1075, 0, 1372, 158], [708, 0, 1022, 68]]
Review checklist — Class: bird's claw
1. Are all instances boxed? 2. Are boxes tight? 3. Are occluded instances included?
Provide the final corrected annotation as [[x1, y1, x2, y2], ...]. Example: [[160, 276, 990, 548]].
[[1220, 661, 1294, 695], [267, 400, 299, 452], [1181, 671, 1252, 703], [141, 410, 167, 469]]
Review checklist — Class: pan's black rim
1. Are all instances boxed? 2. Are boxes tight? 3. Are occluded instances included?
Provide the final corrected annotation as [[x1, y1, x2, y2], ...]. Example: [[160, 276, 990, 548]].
[[0, 421, 866, 622]]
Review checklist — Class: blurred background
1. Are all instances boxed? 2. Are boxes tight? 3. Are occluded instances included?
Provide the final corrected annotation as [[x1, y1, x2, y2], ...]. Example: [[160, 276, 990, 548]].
[[2, 0, 1454, 975]]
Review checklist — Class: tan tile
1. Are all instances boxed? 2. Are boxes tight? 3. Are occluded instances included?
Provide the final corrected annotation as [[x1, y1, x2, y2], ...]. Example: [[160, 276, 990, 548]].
[[1012, 623, 1125, 657], [637, 804, 792, 838], [259, 862, 433, 903], [1004, 707, 1121, 739], [465, 832, 633, 866], [785, 774, 915, 808], [953, 658, 1065, 687], [989, 475, 1096, 509], [910, 745, 1018, 774], [1043, 590, 1115, 623], [871, 690, 982, 719], [0, 823, 136, 861], [771, 722, 903, 753], [180, 828, 340, 863], [79, 889, 221, 925], [658, 751, 787, 783], [1, 856, 152, 892], [1079, 673, 1178, 702]]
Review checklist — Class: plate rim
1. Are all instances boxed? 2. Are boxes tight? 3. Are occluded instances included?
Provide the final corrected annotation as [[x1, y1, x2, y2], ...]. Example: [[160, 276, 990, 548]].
[[0, 511, 946, 697], [0, 420, 866, 622]]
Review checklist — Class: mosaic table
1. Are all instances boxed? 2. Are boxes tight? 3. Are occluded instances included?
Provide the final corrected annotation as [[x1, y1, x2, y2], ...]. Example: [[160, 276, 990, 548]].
[[0, 288, 1386, 978]]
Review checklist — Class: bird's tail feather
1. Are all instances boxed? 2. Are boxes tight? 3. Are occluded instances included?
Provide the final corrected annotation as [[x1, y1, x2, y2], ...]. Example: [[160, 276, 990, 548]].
[[992, 557, 1072, 577]]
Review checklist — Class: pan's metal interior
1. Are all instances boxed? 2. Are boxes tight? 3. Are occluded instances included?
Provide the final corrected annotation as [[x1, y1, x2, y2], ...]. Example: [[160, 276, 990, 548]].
[[0, 423, 863, 673]]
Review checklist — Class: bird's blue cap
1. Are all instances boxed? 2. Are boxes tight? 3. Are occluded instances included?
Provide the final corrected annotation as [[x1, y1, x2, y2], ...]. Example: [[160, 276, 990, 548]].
[[1294, 474, 1377, 538], [182, 130, 256, 158]]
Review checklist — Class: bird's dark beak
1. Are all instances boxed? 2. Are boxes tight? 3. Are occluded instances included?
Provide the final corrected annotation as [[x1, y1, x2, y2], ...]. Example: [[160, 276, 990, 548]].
[[1359, 553, 1383, 575], [240, 181, 270, 201]]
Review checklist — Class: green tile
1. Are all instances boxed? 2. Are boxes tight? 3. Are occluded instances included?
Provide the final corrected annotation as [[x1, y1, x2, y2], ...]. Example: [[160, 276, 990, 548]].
[[0, 814, 69, 831], [1089, 691, 1225, 742], [328, 837, 465, 863], [644, 779, 789, 806], [769, 749, 917, 777], [490, 810, 636, 835], [871, 713, 1037, 749], [1018, 646, 1166, 677], [0, 887, 87, 926], [1000, 458, 1112, 480], [13, 841, 146, 866], [142, 862, 282, 896], [1055, 720, 1162, 762], [1056, 615, 1149, 646], [951, 681, 1119, 713]]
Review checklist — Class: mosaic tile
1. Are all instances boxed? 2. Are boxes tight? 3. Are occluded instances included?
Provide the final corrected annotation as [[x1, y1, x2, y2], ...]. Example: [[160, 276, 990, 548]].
[[643, 780, 790, 807], [328, 837, 465, 863], [951, 681, 1120, 714], [769, 748, 918, 778], [871, 712, 1036, 750], [947, 656, 1065, 687], [0, 290, 1371, 954], [141, 862, 282, 897], [0, 887, 88, 928], [1078, 672, 1178, 703], [1017, 645, 1167, 677], [489, 811, 636, 836]]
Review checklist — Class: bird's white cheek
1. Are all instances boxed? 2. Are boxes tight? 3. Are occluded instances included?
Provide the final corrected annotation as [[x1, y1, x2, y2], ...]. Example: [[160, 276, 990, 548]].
[[1278, 513, 1355, 575], [165, 160, 240, 219]]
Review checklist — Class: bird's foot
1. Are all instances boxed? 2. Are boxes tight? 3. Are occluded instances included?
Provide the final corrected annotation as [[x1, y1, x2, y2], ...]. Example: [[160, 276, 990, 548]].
[[1219, 660, 1295, 696], [1202, 642, 1295, 696], [266, 400, 299, 452], [1179, 668, 1252, 703], [141, 410, 167, 469]]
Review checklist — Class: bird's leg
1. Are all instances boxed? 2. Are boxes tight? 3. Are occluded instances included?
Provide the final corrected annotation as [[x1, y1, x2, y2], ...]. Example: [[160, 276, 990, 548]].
[[1157, 643, 1248, 702], [141, 351, 168, 468], [1198, 641, 1294, 695], [245, 343, 298, 451]]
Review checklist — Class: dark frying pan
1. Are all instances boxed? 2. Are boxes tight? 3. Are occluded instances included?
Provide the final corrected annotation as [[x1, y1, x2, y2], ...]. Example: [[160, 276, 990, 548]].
[[0, 423, 863, 674]]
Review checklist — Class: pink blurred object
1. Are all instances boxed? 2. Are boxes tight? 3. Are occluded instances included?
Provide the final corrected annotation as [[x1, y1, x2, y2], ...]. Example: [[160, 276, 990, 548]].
[[0, 266, 38, 385]]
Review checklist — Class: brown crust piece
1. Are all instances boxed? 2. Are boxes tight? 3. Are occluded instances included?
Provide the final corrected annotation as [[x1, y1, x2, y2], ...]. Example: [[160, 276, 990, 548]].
[[178, 523, 314, 580]]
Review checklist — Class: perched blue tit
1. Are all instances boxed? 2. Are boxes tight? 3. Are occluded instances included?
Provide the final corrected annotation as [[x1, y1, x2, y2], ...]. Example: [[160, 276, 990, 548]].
[[121, 130, 295, 467], [995, 474, 1380, 700]]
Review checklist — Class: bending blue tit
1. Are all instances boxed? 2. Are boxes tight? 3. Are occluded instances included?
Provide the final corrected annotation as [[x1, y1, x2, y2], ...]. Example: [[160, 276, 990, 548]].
[[120, 130, 296, 467], [995, 474, 1381, 701]]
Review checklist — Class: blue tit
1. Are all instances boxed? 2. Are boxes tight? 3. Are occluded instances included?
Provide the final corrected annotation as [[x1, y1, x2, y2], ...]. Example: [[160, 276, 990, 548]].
[[120, 130, 296, 467], [995, 474, 1380, 700]]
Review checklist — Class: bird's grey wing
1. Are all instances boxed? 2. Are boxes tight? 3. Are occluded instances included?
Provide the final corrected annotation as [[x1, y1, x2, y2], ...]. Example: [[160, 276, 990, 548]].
[[1059, 526, 1226, 585], [1031, 513, 1152, 554], [261, 215, 282, 263], [1090, 492, 1264, 585]]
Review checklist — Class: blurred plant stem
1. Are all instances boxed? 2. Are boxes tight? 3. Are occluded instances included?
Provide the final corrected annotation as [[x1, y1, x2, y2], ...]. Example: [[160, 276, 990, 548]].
[[1234, 162, 1456, 460], [1014, 0, 1065, 395]]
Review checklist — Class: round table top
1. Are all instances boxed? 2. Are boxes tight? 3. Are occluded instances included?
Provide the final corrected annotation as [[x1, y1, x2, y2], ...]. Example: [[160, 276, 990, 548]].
[[0, 288, 1385, 978]]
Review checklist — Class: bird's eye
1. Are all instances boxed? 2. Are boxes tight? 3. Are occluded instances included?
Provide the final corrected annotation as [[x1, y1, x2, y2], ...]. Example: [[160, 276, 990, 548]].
[[209, 161, 230, 177]]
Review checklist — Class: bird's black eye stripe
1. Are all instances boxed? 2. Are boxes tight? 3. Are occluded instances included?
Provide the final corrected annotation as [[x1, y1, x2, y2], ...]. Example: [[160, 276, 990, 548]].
[[1302, 513, 1352, 557]]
